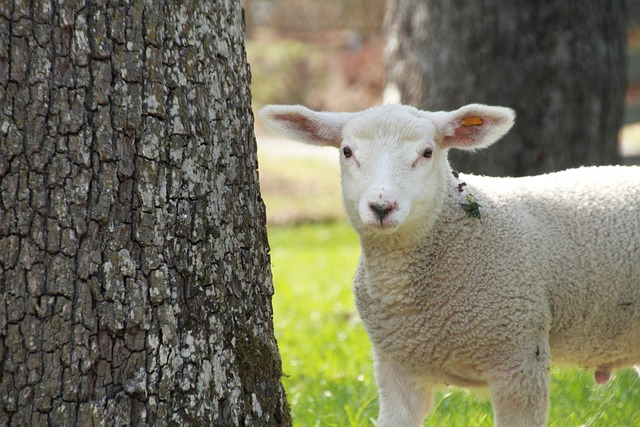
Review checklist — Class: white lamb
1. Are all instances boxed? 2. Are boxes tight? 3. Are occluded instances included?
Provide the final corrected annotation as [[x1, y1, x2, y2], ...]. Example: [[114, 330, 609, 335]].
[[259, 103, 640, 427]]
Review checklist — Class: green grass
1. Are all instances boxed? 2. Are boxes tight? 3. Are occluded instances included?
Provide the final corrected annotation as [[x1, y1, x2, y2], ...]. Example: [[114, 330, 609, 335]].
[[269, 222, 640, 426], [269, 222, 374, 426]]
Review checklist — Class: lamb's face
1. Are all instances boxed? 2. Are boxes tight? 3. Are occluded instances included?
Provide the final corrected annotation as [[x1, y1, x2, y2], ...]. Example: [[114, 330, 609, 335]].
[[339, 107, 442, 234], [258, 102, 515, 236]]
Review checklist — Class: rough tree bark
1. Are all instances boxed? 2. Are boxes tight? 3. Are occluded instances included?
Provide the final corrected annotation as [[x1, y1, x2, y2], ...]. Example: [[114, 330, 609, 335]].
[[0, 0, 290, 426], [385, 0, 626, 176]]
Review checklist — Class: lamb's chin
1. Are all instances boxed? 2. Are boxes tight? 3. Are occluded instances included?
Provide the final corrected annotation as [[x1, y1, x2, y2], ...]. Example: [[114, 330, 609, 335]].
[[360, 220, 401, 235]]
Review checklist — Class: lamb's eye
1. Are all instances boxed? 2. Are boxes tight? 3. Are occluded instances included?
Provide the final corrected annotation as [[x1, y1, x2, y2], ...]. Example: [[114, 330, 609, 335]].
[[343, 147, 353, 158], [423, 148, 433, 158]]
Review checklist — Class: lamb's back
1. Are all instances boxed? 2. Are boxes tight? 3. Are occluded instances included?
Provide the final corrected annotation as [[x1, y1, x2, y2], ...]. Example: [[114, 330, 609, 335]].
[[461, 165, 640, 367]]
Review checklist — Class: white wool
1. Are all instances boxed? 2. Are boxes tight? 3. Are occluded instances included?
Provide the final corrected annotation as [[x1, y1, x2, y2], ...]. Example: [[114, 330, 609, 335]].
[[259, 103, 640, 427]]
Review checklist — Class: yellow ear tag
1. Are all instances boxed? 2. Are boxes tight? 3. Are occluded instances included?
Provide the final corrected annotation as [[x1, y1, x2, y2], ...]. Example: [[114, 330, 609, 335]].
[[461, 116, 483, 126]]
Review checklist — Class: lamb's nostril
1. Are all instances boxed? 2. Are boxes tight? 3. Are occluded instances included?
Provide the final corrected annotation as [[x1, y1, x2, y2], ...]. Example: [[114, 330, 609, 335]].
[[369, 202, 395, 222]]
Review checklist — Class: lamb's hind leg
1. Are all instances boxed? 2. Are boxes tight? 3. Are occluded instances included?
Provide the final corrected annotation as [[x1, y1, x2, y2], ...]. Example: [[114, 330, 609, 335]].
[[374, 352, 433, 427], [488, 345, 551, 427]]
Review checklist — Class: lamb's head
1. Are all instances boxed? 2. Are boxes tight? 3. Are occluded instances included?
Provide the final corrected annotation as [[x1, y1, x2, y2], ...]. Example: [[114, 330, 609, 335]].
[[259, 103, 515, 236]]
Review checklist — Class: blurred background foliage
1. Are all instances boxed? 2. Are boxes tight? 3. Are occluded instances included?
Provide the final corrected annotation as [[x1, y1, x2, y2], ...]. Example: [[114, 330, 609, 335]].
[[245, 0, 640, 134], [244, 0, 386, 113]]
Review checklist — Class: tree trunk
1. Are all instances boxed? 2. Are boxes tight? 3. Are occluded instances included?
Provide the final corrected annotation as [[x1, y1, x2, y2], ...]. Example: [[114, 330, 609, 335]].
[[384, 0, 626, 176], [0, 0, 290, 426]]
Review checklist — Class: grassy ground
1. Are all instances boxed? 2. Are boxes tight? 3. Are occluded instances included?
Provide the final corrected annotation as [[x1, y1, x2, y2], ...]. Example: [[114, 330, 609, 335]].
[[268, 223, 640, 426]]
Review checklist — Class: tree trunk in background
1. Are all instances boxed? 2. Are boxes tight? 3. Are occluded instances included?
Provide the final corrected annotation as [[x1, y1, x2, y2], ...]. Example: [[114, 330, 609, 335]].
[[0, 0, 290, 426], [385, 0, 626, 176]]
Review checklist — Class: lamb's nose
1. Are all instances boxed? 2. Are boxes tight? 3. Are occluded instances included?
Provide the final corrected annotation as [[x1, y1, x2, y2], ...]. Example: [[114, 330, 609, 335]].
[[369, 202, 395, 222]]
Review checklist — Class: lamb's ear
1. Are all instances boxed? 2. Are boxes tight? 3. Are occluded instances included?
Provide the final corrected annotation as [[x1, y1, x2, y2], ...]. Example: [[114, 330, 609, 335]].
[[432, 104, 515, 151], [258, 105, 356, 148]]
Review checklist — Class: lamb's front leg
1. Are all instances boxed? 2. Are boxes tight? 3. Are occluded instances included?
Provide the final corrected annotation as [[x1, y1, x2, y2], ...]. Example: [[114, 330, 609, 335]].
[[374, 352, 433, 427], [487, 348, 551, 427]]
